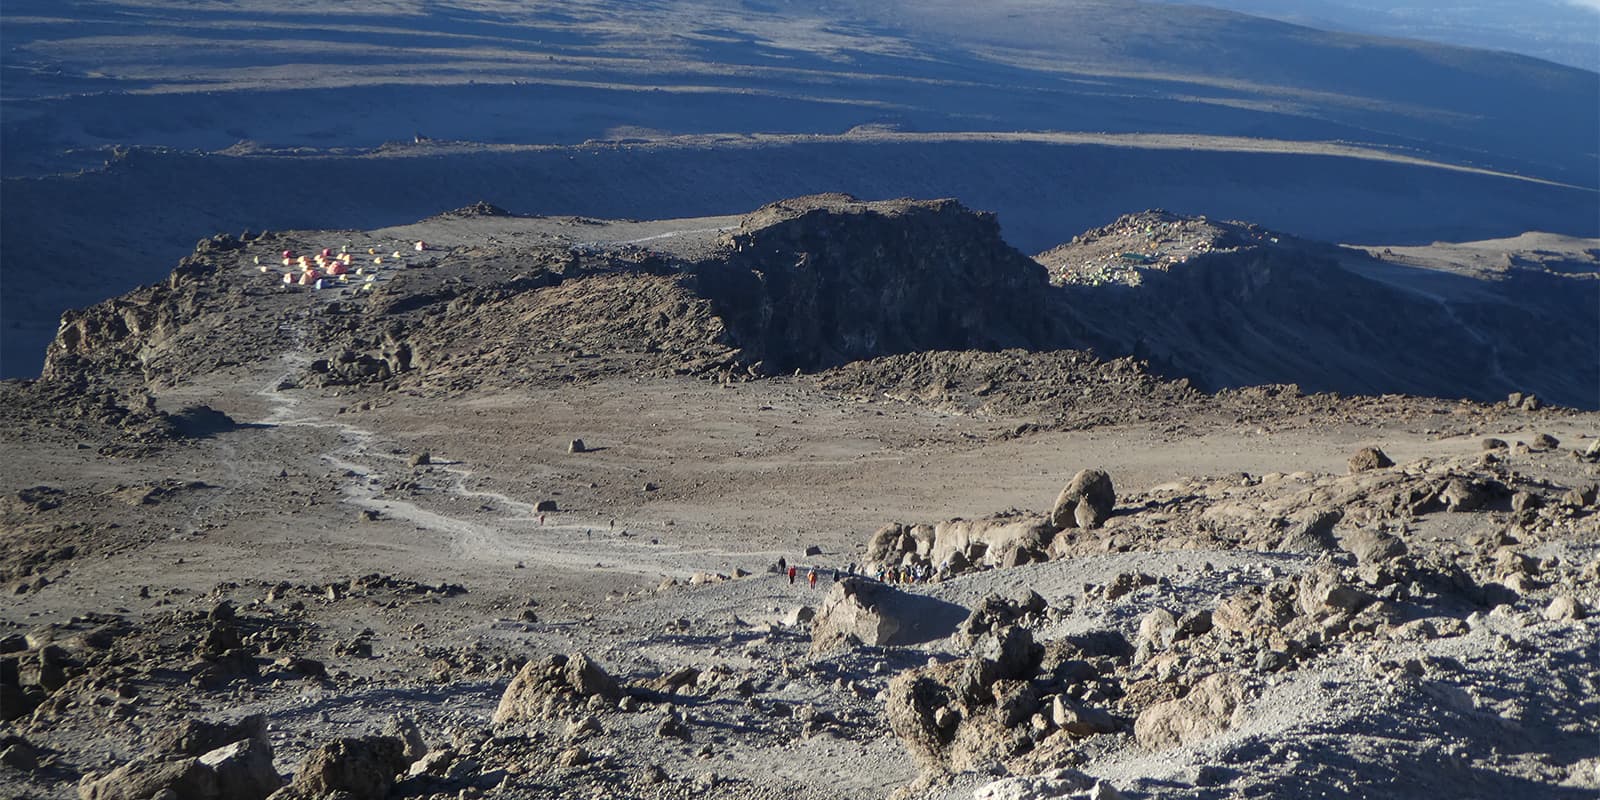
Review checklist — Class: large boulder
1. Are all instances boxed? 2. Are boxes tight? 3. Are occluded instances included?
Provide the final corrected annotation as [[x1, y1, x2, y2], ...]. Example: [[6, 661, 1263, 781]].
[[1050, 470, 1116, 530], [78, 758, 217, 800], [565, 652, 620, 698], [79, 716, 278, 800], [810, 578, 906, 651], [200, 738, 281, 800], [493, 652, 619, 725], [288, 736, 407, 800], [1134, 673, 1246, 750]]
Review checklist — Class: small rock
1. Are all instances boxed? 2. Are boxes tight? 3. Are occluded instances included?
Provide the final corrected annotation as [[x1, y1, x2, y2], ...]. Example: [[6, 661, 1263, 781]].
[[1545, 595, 1586, 622], [1089, 781, 1128, 800], [564, 715, 603, 739], [1481, 438, 1508, 451], [783, 606, 816, 627], [1532, 433, 1560, 451], [408, 452, 430, 467], [567, 439, 586, 454], [1563, 484, 1599, 508], [1051, 696, 1119, 736], [556, 746, 588, 768]]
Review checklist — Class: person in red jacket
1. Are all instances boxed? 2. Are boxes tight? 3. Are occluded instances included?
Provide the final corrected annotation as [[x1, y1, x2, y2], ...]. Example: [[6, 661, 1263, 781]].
[[787, 565, 797, 585]]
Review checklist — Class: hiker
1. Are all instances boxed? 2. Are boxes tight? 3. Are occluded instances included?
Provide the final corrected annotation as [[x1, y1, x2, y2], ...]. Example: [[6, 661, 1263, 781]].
[[830, 567, 838, 582], [777, 556, 787, 573], [788, 565, 797, 585], [807, 569, 818, 589]]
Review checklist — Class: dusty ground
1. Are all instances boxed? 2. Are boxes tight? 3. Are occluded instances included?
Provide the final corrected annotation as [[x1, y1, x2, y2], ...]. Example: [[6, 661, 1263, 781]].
[[1, 206, 1597, 800]]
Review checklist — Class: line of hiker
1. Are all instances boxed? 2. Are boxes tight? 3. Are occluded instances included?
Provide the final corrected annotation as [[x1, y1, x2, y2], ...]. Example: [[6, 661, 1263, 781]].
[[777, 557, 865, 589], [776, 553, 946, 588]]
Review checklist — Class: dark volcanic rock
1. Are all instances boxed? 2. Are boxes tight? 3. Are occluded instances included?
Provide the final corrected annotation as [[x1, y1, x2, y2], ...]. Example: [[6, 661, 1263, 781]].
[[694, 195, 1061, 374]]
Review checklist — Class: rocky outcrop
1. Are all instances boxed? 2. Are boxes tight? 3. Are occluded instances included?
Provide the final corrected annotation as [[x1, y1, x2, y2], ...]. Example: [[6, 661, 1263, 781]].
[[693, 195, 1060, 374], [1043, 211, 1600, 409]]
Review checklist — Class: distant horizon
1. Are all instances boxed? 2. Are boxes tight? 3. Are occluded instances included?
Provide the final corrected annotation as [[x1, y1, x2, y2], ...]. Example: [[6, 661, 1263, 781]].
[[1171, 0, 1600, 71]]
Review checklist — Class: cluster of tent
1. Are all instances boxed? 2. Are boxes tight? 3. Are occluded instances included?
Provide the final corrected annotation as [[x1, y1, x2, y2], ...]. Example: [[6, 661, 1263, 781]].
[[255, 241, 428, 291]]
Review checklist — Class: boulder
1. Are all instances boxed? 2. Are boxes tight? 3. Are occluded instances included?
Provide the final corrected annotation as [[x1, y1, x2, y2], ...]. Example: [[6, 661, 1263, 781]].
[[974, 625, 1041, 684], [1050, 470, 1116, 529], [929, 516, 1054, 571], [1545, 595, 1586, 622], [1439, 478, 1487, 512], [381, 714, 427, 762], [991, 679, 1041, 727], [884, 666, 961, 769], [78, 757, 216, 800], [567, 439, 586, 454], [866, 523, 907, 565], [1532, 433, 1560, 451], [199, 738, 281, 800], [809, 578, 906, 651], [1347, 447, 1394, 473], [566, 653, 619, 698], [1510, 491, 1542, 514], [1298, 565, 1375, 616], [1563, 484, 1598, 508], [1175, 609, 1213, 640], [1134, 673, 1246, 750], [493, 653, 619, 725], [1273, 507, 1341, 554], [1, 739, 38, 772], [804, 545, 824, 556], [1480, 438, 1508, 451], [556, 746, 588, 768], [783, 606, 816, 627], [289, 736, 407, 800], [1136, 608, 1178, 651], [1345, 529, 1407, 565]]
